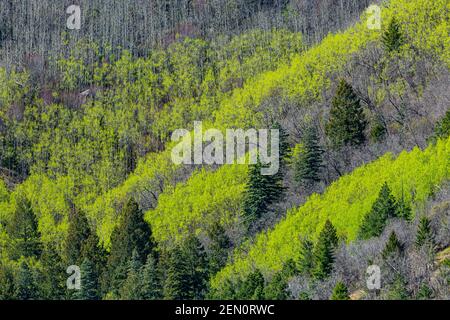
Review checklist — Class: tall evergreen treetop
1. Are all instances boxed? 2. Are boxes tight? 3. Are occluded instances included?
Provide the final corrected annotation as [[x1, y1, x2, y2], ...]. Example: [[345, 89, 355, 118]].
[[65, 209, 91, 265], [330, 281, 350, 300], [294, 125, 323, 186], [415, 216, 434, 248], [313, 220, 338, 280], [382, 231, 403, 260], [382, 17, 404, 52], [326, 79, 367, 148]]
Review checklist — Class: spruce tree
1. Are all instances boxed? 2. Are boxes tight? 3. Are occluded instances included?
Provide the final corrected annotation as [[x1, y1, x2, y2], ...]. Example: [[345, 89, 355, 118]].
[[382, 231, 403, 260], [313, 220, 338, 280], [298, 238, 314, 276], [387, 275, 409, 300], [75, 258, 100, 300], [65, 209, 91, 265], [382, 17, 404, 53], [415, 216, 434, 248], [396, 194, 412, 221], [141, 254, 162, 300], [358, 183, 398, 240], [264, 259, 296, 300], [238, 269, 265, 300], [39, 243, 67, 299], [326, 79, 367, 148], [14, 261, 39, 300], [330, 281, 350, 300], [207, 223, 231, 276], [105, 198, 155, 294], [294, 126, 323, 186], [7, 196, 42, 258], [119, 250, 143, 300], [163, 236, 208, 300]]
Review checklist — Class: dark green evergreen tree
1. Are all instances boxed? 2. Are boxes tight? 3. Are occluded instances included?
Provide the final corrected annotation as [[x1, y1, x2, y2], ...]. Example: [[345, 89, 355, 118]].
[[120, 250, 143, 300], [39, 243, 67, 299], [105, 198, 155, 295], [382, 231, 403, 260], [75, 258, 100, 300], [415, 216, 434, 248], [434, 109, 450, 139], [238, 269, 265, 300], [326, 79, 367, 148], [387, 275, 409, 300], [14, 261, 39, 300], [313, 220, 338, 280], [416, 283, 433, 300], [395, 194, 412, 221], [358, 183, 398, 240], [382, 17, 404, 52], [141, 254, 162, 300], [207, 223, 231, 276], [298, 238, 314, 275], [330, 281, 350, 300], [163, 236, 208, 300], [264, 259, 296, 300], [65, 209, 90, 265], [294, 126, 323, 186], [7, 196, 42, 258]]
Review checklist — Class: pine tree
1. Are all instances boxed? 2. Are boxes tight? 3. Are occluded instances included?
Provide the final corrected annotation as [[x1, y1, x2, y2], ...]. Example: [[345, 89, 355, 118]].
[[358, 183, 398, 240], [75, 258, 100, 300], [39, 243, 67, 299], [434, 109, 450, 139], [264, 259, 296, 300], [298, 238, 314, 276], [105, 198, 155, 294], [7, 196, 42, 258], [313, 220, 338, 280], [326, 79, 367, 148], [330, 281, 350, 300], [294, 126, 323, 186], [238, 269, 265, 300], [382, 231, 403, 260], [141, 254, 161, 300], [395, 194, 412, 221], [207, 223, 231, 276], [415, 216, 434, 248], [14, 261, 39, 300], [382, 17, 404, 53], [387, 275, 409, 300]]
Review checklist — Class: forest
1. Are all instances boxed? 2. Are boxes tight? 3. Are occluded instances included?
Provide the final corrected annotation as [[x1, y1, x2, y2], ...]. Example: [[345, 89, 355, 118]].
[[0, 0, 448, 301]]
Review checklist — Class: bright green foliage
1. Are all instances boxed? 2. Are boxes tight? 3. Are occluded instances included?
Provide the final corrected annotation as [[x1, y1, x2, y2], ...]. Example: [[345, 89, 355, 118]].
[[6, 196, 42, 259], [415, 216, 434, 248], [330, 281, 350, 300], [382, 17, 404, 53], [382, 232, 403, 260], [326, 79, 367, 148], [294, 126, 323, 185], [313, 220, 338, 280], [163, 236, 208, 300], [76, 258, 100, 300], [358, 183, 398, 240], [212, 137, 449, 290]]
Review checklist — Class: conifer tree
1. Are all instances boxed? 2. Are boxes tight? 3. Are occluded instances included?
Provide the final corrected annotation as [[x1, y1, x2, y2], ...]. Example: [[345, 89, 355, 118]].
[[358, 183, 398, 240], [395, 194, 412, 221], [382, 17, 404, 53], [326, 79, 367, 148], [7, 196, 42, 258], [14, 261, 39, 300], [238, 269, 265, 300], [387, 275, 409, 300], [105, 198, 155, 294], [294, 126, 323, 186], [330, 281, 350, 300], [382, 231, 403, 260], [65, 209, 91, 265], [415, 216, 434, 248], [313, 220, 338, 280], [207, 223, 231, 276], [416, 283, 433, 300], [75, 258, 100, 300], [264, 259, 296, 300], [298, 238, 314, 275], [120, 250, 143, 300], [39, 243, 67, 299], [141, 254, 162, 300]]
